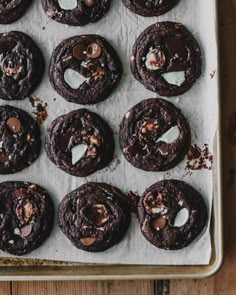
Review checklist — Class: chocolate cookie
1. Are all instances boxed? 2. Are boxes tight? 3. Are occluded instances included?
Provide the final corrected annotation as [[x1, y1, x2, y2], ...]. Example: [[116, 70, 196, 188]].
[[0, 0, 32, 24], [45, 109, 114, 177], [0, 31, 44, 101], [122, 0, 180, 17], [131, 22, 202, 97], [0, 105, 41, 174], [58, 182, 130, 252], [0, 181, 54, 256], [49, 34, 122, 104], [41, 0, 111, 26], [119, 98, 190, 171], [138, 180, 208, 250]]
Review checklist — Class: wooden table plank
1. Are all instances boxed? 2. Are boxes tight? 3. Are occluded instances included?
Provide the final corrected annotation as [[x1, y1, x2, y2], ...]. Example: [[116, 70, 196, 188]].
[[0, 282, 10, 295], [11, 280, 154, 295]]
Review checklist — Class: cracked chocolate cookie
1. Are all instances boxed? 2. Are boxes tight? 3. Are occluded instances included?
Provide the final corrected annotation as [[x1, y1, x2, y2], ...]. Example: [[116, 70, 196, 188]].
[[138, 180, 208, 250], [49, 34, 122, 104], [0, 0, 32, 24], [0, 31, 44, 101], [131, 22, 202, 97], [122, 0, 180, 17], [119, 98, 190, 171], [0, 105, 41, 174], [0, 181, 54, 256], [58, 182, 130, 252], [45, 109, 114, 177], [41, 0, 111, 26]]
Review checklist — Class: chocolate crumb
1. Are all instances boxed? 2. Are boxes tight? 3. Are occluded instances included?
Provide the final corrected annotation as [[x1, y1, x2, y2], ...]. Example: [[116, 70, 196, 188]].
[[186, 144, 213, 171], [210, 70, 216, 79], [28, 96, 48, 125], [107, 157, 121, 172]]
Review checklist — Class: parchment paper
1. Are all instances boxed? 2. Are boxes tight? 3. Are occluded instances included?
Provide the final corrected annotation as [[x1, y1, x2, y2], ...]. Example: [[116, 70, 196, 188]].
[[0, 0, 218, 265]]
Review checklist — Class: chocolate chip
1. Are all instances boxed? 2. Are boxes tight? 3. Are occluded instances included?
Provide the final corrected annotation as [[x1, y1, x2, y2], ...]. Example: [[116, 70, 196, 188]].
[[73, 43, 88, 60], [0, 153, 8, 163], [87, 43, 102, 59], [143, 193, 168, 215], [141, 120, 159, 134], [145, 49, 166, 70], [20, 224, 33, 237], [82, 204, 109, 226], [89, 135, 100, 146], [151, 216, 167, 231], [16, 199, 37, 223], [80, 237, 96, 246], [7, 117, 21, 133], [85, 0, 96, 7]]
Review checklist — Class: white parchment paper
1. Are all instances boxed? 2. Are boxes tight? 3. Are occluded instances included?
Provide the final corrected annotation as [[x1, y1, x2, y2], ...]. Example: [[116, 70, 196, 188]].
[[0, 0, 218, 265]]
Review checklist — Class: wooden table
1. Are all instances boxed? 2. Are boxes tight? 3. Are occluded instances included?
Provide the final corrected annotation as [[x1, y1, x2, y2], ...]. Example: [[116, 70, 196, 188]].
[[0, 0, 236, 294]]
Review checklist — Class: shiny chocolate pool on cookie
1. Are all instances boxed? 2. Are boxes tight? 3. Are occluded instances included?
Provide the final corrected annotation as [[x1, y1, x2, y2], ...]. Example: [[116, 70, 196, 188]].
[[49, 34, 122, 104], [138, 180, 208, 250], [122, 0, 180, 17], [0, 105, 41, 174], [131, 22, 202, 97], [0, 31, 44, 101], [119, 98, 190, 171], [58, 182, 130, 252], [45, 109, 114, 177], [41, 0, 111, 26], [0, 0, 32, 24], [0, 181, 54, 256]]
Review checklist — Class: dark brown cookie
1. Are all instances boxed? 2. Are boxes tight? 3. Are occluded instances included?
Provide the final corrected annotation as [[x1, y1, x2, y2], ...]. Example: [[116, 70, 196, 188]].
[[122, 0, 180, 17], [45, 109, 114, 177], [0, 105, 41, 174], [119, 98, 190, 171], [138, 180, 208, 250], [41, 0, 111, 26], [0, 0, 32, 24], [0, 181, 54, 256], [58, 182, 130, 252], [49, 34, 122, 104], [131, 22, 202, 97], [0, 31, 44, 101]]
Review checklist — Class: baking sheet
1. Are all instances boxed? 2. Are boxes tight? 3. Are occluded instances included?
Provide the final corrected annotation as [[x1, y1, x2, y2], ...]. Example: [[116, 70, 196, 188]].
[[0, 0, 218, 265]]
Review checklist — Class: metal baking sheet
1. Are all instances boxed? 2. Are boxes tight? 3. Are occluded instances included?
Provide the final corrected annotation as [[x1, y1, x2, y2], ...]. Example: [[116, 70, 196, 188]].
[[0, 0, 223, 279]]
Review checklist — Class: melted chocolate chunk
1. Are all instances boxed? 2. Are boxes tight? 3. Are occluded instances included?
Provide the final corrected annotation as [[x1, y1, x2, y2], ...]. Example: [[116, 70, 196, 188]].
[[58, 182, 130, 252]]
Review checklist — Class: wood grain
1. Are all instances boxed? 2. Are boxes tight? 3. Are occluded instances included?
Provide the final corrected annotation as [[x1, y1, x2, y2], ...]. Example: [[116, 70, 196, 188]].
[[11, 280, 154, 295], [0, 282, 10, 295]]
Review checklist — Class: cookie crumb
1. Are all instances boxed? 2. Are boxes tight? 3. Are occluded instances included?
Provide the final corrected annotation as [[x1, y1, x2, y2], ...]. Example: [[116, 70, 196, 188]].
[[186, 144, 213, 171], [28, 96, 48, 125]]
